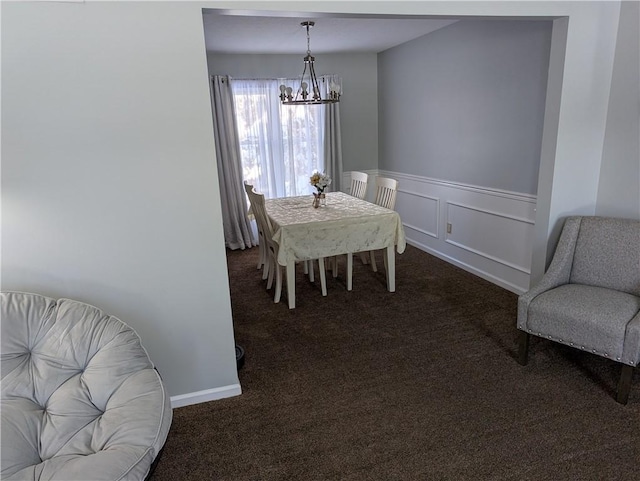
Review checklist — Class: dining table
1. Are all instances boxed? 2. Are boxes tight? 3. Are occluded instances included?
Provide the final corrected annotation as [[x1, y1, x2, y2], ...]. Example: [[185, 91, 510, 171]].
[[265, 191, 406, 309]]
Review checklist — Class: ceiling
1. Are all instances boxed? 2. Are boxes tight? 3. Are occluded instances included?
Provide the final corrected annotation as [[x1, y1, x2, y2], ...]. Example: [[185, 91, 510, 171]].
[[202, 11, 460, 54]]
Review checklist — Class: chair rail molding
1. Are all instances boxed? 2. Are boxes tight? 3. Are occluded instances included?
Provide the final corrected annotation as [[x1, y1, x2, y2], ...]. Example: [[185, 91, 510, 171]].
[[345, 170, 537, 294]]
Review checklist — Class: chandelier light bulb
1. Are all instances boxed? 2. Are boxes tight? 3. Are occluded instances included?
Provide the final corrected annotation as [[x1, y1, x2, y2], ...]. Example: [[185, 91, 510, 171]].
[[279, 84, 286, 93]]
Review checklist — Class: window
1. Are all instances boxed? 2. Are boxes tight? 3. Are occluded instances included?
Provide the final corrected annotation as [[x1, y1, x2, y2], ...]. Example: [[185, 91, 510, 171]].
[[231, 78, 325, 199]]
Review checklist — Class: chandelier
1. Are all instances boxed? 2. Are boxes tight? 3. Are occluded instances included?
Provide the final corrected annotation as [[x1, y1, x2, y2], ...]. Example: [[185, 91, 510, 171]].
[[279, 21, 341, 105]]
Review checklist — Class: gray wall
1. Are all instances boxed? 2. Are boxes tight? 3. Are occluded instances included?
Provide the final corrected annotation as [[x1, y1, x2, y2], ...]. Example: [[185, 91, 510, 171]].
[[596, 0, 640, 220], [1, 1, 240, 398], [378, 20, 552, 195], [207, 52, 379, 173]]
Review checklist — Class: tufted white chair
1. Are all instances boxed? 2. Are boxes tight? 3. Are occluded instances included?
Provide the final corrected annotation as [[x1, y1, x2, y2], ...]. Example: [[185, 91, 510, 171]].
[[1, 292, 172, 480]]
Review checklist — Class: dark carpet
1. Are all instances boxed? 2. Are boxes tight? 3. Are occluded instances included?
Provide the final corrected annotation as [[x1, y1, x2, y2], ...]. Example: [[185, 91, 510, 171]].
[[150, 245, 639, 481]]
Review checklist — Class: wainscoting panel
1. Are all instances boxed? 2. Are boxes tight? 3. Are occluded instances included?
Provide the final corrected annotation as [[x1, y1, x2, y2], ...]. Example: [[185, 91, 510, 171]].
[[343, 170, 537, 294], [396, 190, 439, 240], [445, 202, 534, 274]]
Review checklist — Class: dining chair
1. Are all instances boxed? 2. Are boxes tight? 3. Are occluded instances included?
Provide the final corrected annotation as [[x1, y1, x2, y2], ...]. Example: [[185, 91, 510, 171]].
[[246, 183, 321, 285], [245, 181, 317, 282], [245, 186, 282, 301], [246, 185, 328, 303], [345, 177, 399, 289], [244, 182, 269, 280], [330, 172, 369, 286], [328, 172, 369, 281], [373, 176, 399, 210], [246, 183, 323, 284], [349, 171, 368, 200], [369, 177, 399, 272]]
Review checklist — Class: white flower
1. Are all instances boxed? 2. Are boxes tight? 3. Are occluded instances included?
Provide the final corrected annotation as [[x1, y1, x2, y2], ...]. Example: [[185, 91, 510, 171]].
[[309, 171, 332, 193]]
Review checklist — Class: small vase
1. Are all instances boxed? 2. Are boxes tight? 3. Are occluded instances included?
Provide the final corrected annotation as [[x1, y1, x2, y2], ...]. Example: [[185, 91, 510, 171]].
[[312, 193, 321, 208], [320, 193, 326, 207]]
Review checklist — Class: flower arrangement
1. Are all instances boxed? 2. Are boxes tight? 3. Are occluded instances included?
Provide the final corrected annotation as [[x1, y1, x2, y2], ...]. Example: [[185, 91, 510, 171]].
[[309, 171, 332, 194]]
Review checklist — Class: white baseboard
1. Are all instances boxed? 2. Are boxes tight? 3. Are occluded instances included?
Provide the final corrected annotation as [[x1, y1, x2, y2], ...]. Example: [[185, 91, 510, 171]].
[[170, 383, 242, 409], [406, 239, 527, 295]]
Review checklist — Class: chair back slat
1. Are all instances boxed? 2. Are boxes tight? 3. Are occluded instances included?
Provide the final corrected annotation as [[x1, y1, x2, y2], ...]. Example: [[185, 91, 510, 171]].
[[374, 177, 398, 210]]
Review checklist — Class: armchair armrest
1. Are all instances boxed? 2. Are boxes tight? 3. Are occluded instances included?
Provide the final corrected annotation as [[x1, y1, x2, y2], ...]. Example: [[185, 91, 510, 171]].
[[517, 216, 583, 330]]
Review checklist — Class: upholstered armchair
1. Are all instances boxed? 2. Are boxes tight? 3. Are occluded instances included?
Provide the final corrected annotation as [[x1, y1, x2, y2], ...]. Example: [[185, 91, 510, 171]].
[[517, 216, 640, 404]]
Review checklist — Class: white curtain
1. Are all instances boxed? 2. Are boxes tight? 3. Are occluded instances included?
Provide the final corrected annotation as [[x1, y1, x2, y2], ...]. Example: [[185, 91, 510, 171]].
[[231, 78, 327, 199], [210, 75, 256, 250]]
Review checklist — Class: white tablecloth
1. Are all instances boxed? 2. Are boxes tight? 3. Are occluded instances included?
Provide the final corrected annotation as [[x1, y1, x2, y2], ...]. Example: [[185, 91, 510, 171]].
[[266, 191, 406, 266]]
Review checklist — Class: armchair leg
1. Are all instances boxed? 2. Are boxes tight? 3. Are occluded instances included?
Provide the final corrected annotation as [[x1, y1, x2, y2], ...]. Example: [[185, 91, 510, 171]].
[[517, 331, 530, 366], [616, 364, 634, 405]]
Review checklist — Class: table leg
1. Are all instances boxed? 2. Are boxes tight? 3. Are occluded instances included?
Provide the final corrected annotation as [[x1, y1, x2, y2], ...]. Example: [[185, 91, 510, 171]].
[[385, 245, 395, 292], [286, 262, 296, 309], [308, 260, 315, 282], [347, 253, 353, 291], [318, 257, 327, 296]]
